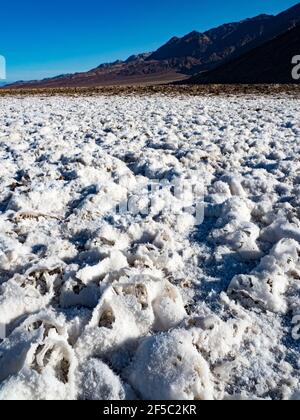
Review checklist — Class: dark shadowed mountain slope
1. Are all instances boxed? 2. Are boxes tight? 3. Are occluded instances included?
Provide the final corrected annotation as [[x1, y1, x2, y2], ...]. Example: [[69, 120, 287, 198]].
[[7, 3, 300, 88], [188, 25, 300, 84]]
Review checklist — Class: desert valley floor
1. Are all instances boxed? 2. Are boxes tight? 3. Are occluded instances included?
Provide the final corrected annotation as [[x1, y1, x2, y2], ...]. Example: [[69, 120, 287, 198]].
[[0, 94, 299, 400]]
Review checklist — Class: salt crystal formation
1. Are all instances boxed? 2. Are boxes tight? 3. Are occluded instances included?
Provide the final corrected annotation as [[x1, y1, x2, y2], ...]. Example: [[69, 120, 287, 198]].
[[0, 95, 299, 400]]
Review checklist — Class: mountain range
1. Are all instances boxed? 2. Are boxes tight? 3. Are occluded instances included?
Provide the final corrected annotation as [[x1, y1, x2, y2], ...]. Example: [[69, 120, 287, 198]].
[[7, 2, 300, 88]]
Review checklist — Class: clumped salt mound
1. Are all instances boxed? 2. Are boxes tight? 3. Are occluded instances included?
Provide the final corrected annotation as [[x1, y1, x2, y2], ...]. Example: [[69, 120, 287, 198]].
[[0, 310, 77, 400], [77, 358, 131, 400], [75, 271, 187, 364], [0, 259, 65, 325], [0, 95, 299, 400], [209, 196, 262, 261], [128, 329, 214, 400], [229, 239, 300, 314], [128, 314, 250, 400], [260, 218, 300, 244]]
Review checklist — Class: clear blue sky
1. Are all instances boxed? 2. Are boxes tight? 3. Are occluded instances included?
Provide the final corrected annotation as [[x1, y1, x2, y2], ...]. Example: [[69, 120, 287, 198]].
[[1, 0, 299, 82]]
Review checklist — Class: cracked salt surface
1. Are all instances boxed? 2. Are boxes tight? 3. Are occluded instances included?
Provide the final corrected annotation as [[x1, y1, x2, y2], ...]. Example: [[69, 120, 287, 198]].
[[0, 95, 299, 400]]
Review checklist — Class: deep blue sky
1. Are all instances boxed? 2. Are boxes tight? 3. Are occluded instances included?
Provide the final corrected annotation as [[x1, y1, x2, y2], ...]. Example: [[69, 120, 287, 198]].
[[1, 0, 299, 82]]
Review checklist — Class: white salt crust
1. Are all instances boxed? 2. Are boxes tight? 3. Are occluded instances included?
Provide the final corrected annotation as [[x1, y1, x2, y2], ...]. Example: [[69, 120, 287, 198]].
[[0, 95, 299, 400]]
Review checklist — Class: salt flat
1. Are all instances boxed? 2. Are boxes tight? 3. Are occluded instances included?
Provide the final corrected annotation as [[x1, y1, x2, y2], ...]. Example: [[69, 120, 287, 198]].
[[0, 95, 299, 400]]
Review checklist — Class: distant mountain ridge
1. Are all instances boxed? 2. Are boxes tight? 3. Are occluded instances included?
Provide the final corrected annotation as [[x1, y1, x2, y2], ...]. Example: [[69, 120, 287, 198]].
[[149, 3, 300, 73], [6, 2, 300, 88], [148, 14, 274, 70]]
